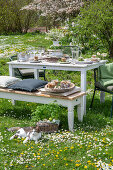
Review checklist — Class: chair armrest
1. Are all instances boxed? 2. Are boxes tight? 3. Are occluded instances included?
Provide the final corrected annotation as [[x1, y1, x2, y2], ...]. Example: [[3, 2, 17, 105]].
[[9, 55, 17, 61]]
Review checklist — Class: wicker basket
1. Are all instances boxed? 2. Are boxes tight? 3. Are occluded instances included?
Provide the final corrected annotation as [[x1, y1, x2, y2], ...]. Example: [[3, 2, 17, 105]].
[[45, 83, 75, 93], [36, 121, 59, 133]]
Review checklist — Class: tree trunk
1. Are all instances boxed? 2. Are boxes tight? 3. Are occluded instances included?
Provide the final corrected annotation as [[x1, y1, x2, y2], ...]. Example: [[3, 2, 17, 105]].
[[109, 42, 113, 58]]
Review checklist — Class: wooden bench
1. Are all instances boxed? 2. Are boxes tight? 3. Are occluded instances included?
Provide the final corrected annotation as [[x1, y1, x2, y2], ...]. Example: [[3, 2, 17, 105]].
[[0, 88, 85, 131]]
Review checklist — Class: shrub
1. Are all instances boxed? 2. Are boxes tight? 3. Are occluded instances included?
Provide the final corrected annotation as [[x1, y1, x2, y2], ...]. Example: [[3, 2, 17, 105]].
[[31, 103, 68, 128]]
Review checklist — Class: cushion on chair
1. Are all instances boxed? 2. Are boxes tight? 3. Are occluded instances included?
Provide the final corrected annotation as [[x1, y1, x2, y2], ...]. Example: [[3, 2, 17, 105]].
[[100, 79, 113, 87], [8, 79, 48, 92], [99, 63, 113, 87], [0, 76, 21, 88], [19, 69, 34, 76], [95, 82, 113, 93], [99, 63, 113, 79]]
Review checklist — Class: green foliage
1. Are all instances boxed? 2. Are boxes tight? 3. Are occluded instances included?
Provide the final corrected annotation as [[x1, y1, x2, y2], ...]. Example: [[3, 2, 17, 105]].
[[69, 0, 113, 57], [0, 99, 37, 120], [0, 58, 9, 75], [60, 33, 72, 44], [0, 32, 113, 169], [0, 93, 113, 169], [31, 103, 66, 125], [0, 0, 38, 34]]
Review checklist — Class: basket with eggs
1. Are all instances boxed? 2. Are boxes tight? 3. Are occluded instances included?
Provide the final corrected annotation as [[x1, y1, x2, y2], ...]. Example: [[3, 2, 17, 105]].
[[45, 80, 75, 93]]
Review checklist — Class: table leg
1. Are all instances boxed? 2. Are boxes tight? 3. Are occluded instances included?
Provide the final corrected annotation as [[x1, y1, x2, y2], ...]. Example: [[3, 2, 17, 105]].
[[68, 104, 74, 132], [9, 65, 15, 77], [81, 70, 86, 114], [9, 65, 16, 104], [77, 97, 84, 122], [34, 69, 39, 79]]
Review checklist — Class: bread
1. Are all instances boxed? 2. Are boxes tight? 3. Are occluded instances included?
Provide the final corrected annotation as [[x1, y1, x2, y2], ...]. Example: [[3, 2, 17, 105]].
[[61, 57, 66, 62], [47, 82, 56, 88], [34, 56, 38, 61], [52, 80, 59, 86]]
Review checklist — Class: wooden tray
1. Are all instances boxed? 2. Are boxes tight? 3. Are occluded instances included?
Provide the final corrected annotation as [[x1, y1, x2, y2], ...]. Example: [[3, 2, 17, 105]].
[[45, 83, 75, 93], [39, 86, 81, 96]]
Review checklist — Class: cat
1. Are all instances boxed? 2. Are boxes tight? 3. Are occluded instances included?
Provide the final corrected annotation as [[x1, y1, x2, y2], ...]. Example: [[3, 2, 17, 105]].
[[8, 126, 42, 144], [7, 119, 60, 143]]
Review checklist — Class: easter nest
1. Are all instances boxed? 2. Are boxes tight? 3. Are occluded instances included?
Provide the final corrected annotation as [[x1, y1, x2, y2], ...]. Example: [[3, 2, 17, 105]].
[[45, 82, 75, 93], [36, 121, 59, 133]]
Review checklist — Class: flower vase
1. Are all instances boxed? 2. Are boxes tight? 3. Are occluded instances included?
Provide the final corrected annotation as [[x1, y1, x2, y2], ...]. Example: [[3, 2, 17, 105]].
[[53, 41, 60, 46]]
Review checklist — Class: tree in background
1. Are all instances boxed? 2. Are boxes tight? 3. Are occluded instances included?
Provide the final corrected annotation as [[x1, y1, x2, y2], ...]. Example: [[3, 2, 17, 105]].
[[22, 0, 83, 29], [22, 0, 83, 16], [0, 0, 37, 34], [69, 0, 113, 57]]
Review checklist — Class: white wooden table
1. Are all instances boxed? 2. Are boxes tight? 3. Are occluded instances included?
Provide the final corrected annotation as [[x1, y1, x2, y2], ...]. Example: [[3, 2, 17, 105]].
[[7, 60, 107, 114]]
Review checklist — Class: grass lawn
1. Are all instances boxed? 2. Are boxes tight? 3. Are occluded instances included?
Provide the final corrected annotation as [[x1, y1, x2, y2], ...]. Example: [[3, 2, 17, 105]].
[[0, 33, 113, 169]]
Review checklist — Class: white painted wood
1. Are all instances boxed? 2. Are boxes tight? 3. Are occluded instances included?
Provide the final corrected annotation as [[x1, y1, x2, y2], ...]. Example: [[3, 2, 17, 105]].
[[9, 65, 15, 77], [7, 60, 107, 115], [77, 96, 84, 122], [68, 103, 74, 132], [7, 60, 107, 72], [9, 65, 16, 104], [34, 69, 39, 79], [81, 69, 87, 114], [0, 89, 85, 131]]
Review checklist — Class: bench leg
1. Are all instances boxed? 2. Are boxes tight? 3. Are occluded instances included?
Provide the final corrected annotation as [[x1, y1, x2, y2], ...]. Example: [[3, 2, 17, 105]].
[[77, 97, 84, 122], [68, 104, 74, 132]]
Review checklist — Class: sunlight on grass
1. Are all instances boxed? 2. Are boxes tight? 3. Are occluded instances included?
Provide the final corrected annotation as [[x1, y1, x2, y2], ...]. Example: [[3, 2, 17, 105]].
[[0, 117, 113, 169], [0, 33, 113, 169], [0, 93, 113, 169], [0, 33, 52, 58]]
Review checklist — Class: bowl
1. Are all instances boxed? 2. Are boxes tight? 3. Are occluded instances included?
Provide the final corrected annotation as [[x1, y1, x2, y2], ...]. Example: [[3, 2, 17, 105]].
[[45, 83, 75, 93]]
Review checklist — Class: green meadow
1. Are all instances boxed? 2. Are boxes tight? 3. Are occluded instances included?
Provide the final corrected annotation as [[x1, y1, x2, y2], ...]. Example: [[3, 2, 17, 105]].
[[0, 33, 113, 170]]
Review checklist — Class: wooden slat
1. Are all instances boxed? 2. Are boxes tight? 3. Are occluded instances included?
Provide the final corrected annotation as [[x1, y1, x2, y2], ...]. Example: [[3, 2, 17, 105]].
[[0, 88, 85, 100]]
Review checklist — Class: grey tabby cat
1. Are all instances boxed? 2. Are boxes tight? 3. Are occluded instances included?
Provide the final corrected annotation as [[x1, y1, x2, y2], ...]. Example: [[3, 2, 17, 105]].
[[7, 120, 60, 144], [8, 126, 42, 144]]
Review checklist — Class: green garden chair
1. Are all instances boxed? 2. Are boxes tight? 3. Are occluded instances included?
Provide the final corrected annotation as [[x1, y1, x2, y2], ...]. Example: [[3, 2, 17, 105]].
[[90, 63, 113, 118]]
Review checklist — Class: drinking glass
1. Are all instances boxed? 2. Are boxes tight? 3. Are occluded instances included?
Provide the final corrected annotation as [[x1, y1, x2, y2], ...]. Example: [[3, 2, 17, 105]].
[[17, 52, 26, 62], [71, 48, 79, 64], [38, 47, 45, 57]]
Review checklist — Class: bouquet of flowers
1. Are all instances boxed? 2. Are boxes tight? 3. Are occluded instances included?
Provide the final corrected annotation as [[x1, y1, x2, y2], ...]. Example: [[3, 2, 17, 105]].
[[46, 28, 65, 41]]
